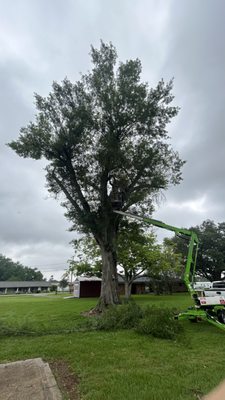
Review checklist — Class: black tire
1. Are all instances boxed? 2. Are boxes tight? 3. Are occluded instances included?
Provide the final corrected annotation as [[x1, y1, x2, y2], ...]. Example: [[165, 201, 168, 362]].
[[217, 309, 225, 324], [190, 317, 198, 323]]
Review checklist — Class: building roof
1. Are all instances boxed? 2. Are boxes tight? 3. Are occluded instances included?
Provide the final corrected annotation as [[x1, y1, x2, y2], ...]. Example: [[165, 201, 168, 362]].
[[0, 281, 51, 289], [75, 276, 102, 282], [118, 276, 150, 283], [74, 275, 150, 283]]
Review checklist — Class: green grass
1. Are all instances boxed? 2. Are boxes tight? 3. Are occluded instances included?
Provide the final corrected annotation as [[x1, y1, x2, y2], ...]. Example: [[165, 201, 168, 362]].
[[0, 293, 224, 399]]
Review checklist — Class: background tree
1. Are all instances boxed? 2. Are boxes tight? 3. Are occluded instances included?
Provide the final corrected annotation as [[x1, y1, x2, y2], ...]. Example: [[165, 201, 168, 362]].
[[148, 240, 183, 294], [59, 278, 68, 292], [166, 220, 225, 281], [0, 254, 44, 281], [62, 261, 77, 293], [67, 236, 102, 278], [9, 41, 184, 308], [117, 221, 160, 298], [64, 259, 102, 279]]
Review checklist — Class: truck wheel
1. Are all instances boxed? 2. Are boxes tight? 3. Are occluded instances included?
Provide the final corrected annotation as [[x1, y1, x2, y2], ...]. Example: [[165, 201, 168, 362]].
[[217, 309, 225, 324]]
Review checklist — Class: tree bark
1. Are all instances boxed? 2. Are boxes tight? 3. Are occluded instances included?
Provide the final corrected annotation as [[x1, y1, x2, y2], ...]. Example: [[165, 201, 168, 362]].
[[96, 244, 120, 310], [124, 281, 132, 299]]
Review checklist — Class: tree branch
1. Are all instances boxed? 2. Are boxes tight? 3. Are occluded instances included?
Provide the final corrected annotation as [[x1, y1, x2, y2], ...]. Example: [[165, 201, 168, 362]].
[[64, 154, 92, 214], [51, 171, 83, 216]]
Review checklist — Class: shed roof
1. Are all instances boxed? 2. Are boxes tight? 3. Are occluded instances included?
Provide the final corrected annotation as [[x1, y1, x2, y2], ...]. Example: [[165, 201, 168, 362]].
[[0, 281, 51, 288], [75, 276, 102, 282], [74, 276, 150, 283], [118, 276, 150, 283]]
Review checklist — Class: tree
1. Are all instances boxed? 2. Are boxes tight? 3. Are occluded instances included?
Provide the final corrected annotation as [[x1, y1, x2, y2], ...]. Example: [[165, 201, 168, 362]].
[[167, 220, 225, 282], [63, 259, 101, 279], [59, 278, 68, 292], [148, 240, 183, 294], [62, 262, 77, 283], [117, 221, 160, 298], [8, 41, 184, 308], [0, 254, 44, 281], [72, 235, 102, 275]]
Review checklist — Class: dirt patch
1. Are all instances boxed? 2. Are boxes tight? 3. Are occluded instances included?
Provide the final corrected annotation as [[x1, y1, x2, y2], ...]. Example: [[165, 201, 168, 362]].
[[50, 360, 80, 400]]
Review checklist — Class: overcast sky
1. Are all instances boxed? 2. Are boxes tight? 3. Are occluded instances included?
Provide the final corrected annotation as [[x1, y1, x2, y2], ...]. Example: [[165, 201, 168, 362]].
[[1, 0, 225, 280]]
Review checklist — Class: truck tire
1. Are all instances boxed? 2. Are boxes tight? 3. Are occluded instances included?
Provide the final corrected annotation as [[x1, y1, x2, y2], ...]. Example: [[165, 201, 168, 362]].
[[217, 309, 225, 324]]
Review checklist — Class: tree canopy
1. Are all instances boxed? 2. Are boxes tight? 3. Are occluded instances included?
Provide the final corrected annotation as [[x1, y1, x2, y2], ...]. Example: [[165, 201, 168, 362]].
[[117, 221, 159, 298], [166, 220, 225, 282], [0, 254, 44, 281], [8, 41, 184, 307], [148, 239, 183, 294]]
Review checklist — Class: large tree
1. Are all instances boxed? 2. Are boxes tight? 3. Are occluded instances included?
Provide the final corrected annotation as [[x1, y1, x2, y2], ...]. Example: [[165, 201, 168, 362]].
[[166, 220, 225, 281], [9, 41, 184, 308], [0, 254, 44, 281]]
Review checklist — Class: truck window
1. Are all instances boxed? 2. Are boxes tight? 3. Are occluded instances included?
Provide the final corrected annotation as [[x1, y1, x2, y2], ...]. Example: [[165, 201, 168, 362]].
[[213, 282, 225, 288]]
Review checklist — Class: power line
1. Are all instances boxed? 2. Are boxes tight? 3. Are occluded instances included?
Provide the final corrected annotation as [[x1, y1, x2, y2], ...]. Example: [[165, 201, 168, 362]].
[[27, 262, 68, 267]]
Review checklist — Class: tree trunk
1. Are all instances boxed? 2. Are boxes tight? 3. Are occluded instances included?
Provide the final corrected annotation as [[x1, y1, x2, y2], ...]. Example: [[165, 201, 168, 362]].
[[96, 245, 120, 310], [124, 281, 132, 299], [152, 279, 162, 295]]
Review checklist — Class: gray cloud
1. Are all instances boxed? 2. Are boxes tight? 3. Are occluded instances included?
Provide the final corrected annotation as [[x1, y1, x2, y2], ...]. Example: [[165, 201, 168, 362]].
[[154, 0, 225, 228], [1, 0, 225, 277]]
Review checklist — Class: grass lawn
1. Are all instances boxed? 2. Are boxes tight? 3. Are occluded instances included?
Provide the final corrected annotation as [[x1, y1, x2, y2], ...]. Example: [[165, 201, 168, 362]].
[[0, 293, 225, 399]]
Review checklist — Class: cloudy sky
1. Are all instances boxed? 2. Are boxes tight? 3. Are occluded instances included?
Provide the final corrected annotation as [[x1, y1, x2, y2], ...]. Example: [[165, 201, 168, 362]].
[[1, 0, 225, 280]]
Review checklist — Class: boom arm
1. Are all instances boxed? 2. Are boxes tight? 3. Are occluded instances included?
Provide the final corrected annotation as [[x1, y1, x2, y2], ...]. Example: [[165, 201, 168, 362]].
[[114, 210, 199, 295]]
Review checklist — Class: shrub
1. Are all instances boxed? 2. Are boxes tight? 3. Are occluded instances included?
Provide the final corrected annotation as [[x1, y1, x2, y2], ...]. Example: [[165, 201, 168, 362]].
[[136, 306, 183, 340], [95, 302, 183, 340], [97, 301, 143, 331]]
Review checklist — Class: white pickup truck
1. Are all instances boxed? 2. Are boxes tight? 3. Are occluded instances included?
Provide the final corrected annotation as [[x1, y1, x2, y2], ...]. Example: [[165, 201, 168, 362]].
[[194, 281, 212, 290], [203, 281, 225, 297]]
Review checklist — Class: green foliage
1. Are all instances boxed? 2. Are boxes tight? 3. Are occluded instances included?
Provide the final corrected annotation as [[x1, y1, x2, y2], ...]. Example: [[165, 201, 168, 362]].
[[149, 240, 183, 294], [167, 220, 225, 281], [97, 301, 143, 330], [95, 301, 182, 340], [117, 221, 164, 298], [50, 284, 58, 292], [59, 278, 68, 289], [75, 261, 102, 277], [8, 41, 184, 237], [136, 306, 183, 339], [0, 254, 44, 281], [117, 221, 159, 274], [63, 257, 102, 282]]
